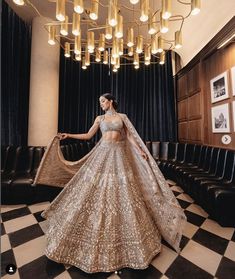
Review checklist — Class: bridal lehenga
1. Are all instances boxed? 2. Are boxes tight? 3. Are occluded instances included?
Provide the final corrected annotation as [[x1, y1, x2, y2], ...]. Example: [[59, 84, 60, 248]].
[[34, 113, 186, 273]]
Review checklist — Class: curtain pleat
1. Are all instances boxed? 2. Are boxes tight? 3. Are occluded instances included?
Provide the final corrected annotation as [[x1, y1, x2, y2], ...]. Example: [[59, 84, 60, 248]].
[[1, 1, 175, 146], [1, 1, 31, 146], [58, 49, 176, 142]]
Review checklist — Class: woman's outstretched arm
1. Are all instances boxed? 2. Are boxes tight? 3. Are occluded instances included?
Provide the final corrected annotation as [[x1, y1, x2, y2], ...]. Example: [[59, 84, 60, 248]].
[[58, 116, 100, 141]]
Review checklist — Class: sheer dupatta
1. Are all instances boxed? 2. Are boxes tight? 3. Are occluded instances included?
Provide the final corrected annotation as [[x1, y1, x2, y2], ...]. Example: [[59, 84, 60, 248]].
[[34, 113, 186, 252], [120, 114, 186, 252]]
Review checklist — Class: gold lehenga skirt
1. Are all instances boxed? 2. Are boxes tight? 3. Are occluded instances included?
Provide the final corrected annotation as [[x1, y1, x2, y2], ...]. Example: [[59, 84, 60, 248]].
[[41, 140, 162, 273]]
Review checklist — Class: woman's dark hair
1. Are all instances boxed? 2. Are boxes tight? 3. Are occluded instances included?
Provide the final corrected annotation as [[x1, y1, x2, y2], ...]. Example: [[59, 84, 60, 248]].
[[101, 93, 118, 110]]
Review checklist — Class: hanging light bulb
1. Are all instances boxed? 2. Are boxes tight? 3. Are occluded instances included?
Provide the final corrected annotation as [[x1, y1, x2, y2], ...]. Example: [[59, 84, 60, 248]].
[[130, 0, 139, 4], [72, 13, 80, 36], [87, 31, 95, 53], [160, 12, 169, 33], [60, 16, 68, 36], [105, 19, 112, 40], [95, 49, 101, 62], [113, 66, 118, 72], [64, 42, 70, 57], [159, 51, 165, 64], [74, 0, 84, 14], [144, 44, 151, 65], [98, 34, 105, 51], [115, 14, 123, 38], [158, 36, 163, 52], [144, 44, 151, 60], [75, 53, 81, 61], [82, 57, 87, 69], [134, 63, 139, 69], [162, 0, 171, 19], [13, 0, 24, 5], [128, 46, 134, 56], [108, 0, 118, 27], [111, 50, 116, 65], [127, 28, 134, 47], [118, 39, 124, 55], [191, 0, 201, 15], [136, 35, 143, 53], [90, 0, 99, 20], [133, 52, 139, 65], [148, 13, 157, 35], [56, 0, 65, 22], [74, 35, 81, 54], [48, 25, 56, 45], [85, 48, 90, 66], [112, 38, 119, 58], [42, 0, 198, 70], [145, 59, 150, 65], [151, 34, 158, 54], [140, 0, 149, 22], [103, 50, 108, 64], [74, 1, 84, 14], [175, 30, 182, 49]]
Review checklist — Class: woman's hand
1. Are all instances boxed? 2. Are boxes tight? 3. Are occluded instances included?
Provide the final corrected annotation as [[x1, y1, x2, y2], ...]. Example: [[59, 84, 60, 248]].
[[57, 133, 69, 140], [139, 150, 148, 160]]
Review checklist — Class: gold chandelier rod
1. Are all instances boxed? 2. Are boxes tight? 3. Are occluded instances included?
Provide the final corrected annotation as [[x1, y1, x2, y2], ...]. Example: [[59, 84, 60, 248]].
[[14, 0, 201, 69]]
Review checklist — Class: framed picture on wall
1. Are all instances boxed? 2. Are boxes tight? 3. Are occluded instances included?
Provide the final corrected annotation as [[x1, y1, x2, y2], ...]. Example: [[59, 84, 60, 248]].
[[210, 71, 229, 103], [211, 103, 230, 133], [231, 66, 235, 96], [233, 101, 235, 131]]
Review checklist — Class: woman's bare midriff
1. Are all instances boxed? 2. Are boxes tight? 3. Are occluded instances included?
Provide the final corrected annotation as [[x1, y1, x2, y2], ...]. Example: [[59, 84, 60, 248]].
[[102, 131, 123, 142]]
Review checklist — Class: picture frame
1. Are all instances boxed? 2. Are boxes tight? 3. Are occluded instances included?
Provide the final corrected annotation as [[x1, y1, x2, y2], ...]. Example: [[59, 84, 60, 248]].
[[231, 66, 235, 96], [210, 71, 229, 103], [233, 101, 235, 132], [211, 103, 230, 133]]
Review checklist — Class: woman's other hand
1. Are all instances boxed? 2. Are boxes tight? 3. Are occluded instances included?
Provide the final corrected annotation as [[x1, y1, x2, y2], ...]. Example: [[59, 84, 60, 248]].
[[57, 133, 69, 140], [140, 150, 148, 160]]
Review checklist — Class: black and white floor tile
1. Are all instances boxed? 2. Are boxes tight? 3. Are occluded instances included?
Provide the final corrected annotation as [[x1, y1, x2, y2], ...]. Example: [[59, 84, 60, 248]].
[[1, 180, 235, 279]]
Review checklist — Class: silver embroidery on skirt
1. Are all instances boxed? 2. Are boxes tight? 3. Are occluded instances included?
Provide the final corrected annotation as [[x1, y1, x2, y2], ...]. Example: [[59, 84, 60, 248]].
[[34, 113, 186, 273]]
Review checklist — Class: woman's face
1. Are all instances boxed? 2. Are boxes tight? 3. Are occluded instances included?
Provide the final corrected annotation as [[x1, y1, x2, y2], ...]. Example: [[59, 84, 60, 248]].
[[99, 96, 112, 111]]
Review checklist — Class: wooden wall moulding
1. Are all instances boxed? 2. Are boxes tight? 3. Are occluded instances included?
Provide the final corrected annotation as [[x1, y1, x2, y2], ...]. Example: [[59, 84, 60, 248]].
[[188, 63, 201, 96], [177, 99, 188, 121], [178, 121, 188, 141], [177, 74, 188, 101], [176, 17, 235, 148], [188, 93, 201, 120], [188, 119, 202, 142]]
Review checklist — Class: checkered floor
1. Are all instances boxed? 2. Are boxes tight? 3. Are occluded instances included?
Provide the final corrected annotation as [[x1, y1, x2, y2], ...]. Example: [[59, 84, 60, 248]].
[[1, 181, 235, 279]]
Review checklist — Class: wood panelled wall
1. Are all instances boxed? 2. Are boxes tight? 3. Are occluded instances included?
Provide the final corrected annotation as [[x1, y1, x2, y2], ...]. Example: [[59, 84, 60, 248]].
[[176, 43, 235, 149], [203, 43, 235, 148], [177, 63, 202, 143]]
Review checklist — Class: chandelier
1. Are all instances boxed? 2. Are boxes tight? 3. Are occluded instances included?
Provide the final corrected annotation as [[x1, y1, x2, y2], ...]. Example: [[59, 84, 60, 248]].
[[13, 0, 201, 72]]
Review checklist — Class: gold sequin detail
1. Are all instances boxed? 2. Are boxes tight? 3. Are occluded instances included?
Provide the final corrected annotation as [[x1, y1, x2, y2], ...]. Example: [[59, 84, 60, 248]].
[[35, 114, 186, 273]]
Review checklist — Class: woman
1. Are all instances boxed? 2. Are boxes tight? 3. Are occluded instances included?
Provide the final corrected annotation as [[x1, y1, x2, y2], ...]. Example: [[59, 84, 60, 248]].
[[34, 93, 186, 273]]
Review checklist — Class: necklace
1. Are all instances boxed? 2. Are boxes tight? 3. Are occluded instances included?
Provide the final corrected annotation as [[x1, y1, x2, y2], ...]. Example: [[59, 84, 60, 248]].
[[105, 109, 117, 116]]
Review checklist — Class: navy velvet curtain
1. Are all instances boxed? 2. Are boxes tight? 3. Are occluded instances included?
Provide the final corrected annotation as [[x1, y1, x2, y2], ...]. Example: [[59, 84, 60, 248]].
[[1, 1, 31, 145], [59, 49, 177, 142]]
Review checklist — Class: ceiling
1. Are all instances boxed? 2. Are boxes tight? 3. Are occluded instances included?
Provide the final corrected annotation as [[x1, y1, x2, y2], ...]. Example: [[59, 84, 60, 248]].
[[5, 0, 235, 67]]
